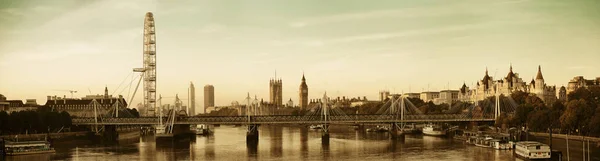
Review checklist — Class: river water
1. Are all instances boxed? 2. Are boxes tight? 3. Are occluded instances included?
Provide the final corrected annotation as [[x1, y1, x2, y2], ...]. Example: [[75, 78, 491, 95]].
[[4, 125, 599, 161]]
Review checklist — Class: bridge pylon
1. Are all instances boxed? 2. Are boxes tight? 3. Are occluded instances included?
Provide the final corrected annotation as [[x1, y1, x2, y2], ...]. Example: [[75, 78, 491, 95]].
[[321, 92, 330, 145]]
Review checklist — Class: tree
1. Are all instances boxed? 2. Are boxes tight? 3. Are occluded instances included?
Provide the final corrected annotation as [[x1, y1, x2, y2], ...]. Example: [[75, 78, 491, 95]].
[[511, 91, 529, 105], [525, 95, 545, 110], [0, 111, 8, 134], [527, 109, 551, 131], [589, 109, 600, 137], [514, 104, 534, 128], [60, 111, 72, 127], [560, 99, 594, 133]]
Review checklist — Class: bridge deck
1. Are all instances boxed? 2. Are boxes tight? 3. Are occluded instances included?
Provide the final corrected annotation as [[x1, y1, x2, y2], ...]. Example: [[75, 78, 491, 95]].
[[73, 114, 495, 125]]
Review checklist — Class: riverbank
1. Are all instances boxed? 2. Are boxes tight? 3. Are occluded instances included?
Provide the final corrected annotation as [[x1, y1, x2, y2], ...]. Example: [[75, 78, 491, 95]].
[[0, 131, 88, 141], [531, 132, 600, 147]]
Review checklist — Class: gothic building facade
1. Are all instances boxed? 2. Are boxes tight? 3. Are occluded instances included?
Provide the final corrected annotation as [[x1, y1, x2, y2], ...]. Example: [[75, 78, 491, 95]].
[[566, 76, 600, 94], [459, 65, 557, 104], [269, 78, 283, 107]]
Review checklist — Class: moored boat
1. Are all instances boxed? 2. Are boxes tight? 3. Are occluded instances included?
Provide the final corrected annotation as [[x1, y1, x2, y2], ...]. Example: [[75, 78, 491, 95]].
[[422, 123, 447, 136], [474, 136, 493, 148], [514, 141, 551, 160], [490, 139, 511, 150], [466, 136, 478, 144], [3, 140, 55, 156], [366, 125, 388, 133], [194, 124, 213, 136], [309, 125, 323, 130]]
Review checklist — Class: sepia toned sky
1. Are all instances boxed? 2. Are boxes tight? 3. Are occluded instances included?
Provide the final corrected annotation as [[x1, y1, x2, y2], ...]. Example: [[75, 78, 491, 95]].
[[1, 0, 599, 109]]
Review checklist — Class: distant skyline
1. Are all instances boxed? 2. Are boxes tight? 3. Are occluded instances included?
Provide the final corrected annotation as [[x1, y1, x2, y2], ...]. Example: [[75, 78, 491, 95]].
[[1, 0, 599, 107]]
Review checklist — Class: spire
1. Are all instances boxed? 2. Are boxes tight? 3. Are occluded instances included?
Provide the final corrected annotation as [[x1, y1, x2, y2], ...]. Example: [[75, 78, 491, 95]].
[[506, 64, 515, 80], [485, 67, 488, 76], [536, 65, 544, 80], [302, 72, 305, 82], [104, 86, 108, 98]]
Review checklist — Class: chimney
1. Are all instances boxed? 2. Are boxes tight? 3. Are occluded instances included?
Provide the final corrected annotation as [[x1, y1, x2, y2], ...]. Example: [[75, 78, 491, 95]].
[[63, 95, 66, 104], [54, 95, 57, 104], [47, 96, 51, 101]]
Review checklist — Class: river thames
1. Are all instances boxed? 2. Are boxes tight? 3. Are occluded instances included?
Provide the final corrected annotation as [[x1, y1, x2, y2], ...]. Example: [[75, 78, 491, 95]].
[[4, 125, 599, 161]]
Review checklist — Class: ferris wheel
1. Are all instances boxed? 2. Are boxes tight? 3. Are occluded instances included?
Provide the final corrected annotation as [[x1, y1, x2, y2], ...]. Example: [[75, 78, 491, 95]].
[[133, 12, 157, 116]]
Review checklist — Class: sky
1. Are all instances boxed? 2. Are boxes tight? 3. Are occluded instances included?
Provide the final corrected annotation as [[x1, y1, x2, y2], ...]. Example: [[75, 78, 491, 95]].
[[1, 0, 599, 109]]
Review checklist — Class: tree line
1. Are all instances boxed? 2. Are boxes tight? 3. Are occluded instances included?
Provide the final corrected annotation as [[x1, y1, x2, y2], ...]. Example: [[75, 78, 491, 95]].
[[0, 108, 72, 135], [497, 87, 600, 137], [0, 107, 141, 135]]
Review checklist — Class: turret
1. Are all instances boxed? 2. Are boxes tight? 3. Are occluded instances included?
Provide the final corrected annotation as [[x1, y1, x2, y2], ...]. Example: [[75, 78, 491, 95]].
[[535, 65, 545, 91]]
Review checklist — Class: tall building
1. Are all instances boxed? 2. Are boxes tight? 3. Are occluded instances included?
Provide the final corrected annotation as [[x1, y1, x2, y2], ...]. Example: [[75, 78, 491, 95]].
[[299, 74, 308, 109], [189, 82, 195, 116], [204, 85, 214, 114], [270, 77, 283, 107]]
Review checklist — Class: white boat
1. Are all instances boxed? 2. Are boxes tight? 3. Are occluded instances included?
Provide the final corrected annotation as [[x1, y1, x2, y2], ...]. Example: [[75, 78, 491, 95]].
[[490, 139, 511, 150], [309, 125, 323, 130], [475, 136, 493, 148], [422, 124, 447, 136], [2, 140, 55, 156], [365, 126, 388, 133], [514, 141, 551, 160], [466, 136, 477, 144], [194, 124, 212, 136]]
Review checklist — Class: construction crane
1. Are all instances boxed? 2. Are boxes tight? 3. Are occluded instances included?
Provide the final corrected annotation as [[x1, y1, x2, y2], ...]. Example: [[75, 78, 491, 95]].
[[53, 90, 78, 98]]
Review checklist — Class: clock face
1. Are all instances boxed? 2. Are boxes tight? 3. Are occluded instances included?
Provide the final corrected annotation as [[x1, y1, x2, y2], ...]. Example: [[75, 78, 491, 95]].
[[302, 89, 307, 93]]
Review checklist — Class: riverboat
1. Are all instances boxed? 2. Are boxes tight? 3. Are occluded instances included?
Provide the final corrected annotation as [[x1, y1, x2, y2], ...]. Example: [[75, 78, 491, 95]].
[[2, 140, 55, 156], [422, 123, 446, 136], [194, 124, 213, 136], [309, 124, 323, 130], [514, 141, 551, 160]]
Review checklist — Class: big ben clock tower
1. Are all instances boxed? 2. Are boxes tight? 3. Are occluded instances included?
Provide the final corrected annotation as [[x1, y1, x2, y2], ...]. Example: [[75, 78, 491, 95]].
[[299, 74, 308, 109]]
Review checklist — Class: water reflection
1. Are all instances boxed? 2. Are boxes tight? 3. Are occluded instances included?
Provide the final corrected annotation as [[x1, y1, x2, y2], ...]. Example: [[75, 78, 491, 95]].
[[204, 136, 215, 160], [269, 126, 283, 157], [155, 138, 191, 161], [321, 139, 330, 161], [14, 125, 591, 161], [246, 140, 258, 159], [300, 127, 308, 159]]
